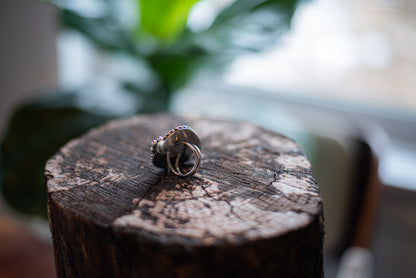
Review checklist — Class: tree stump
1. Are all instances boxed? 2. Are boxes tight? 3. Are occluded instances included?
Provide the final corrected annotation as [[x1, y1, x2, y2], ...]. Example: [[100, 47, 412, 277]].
[[45, 114, 324, 278]]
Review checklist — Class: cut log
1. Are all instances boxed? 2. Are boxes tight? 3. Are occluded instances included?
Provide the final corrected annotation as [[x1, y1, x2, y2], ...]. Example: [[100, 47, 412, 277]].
[[45, 114, 324, 278]]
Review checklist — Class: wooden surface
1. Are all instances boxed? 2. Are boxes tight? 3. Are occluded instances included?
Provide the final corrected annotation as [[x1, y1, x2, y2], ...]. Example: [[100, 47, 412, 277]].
[[45, 114, 324, 278]]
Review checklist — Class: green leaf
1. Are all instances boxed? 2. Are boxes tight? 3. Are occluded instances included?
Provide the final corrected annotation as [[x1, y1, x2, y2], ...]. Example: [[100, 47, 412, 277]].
[[138, 0, 200, 42], [60, 9, 139, 55], [207, 0, 299, 52]]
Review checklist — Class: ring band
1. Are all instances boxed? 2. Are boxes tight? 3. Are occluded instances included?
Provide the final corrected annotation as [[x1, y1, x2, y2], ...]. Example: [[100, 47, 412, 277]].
[[151, 125, 201, 177], [166, 142, 201, 177]]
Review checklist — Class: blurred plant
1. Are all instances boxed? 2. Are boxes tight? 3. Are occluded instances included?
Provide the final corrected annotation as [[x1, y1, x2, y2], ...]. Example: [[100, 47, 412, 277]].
[[0, 0, 301, 216]]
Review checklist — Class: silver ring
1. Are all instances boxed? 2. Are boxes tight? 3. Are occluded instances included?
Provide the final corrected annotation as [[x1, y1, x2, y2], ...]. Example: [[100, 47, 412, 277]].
[[151, 125, 201, 177], [167, 142, 201, 177]]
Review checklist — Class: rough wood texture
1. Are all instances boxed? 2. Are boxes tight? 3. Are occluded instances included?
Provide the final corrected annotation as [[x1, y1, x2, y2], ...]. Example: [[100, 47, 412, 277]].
[[45, 114, 324, 278]]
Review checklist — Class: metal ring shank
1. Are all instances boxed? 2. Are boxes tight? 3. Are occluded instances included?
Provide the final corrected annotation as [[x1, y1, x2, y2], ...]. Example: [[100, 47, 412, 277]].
[[166, 142, 201, 177]]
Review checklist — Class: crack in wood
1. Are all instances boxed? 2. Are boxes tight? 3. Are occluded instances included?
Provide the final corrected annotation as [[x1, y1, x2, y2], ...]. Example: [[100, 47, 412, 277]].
[[133, 173, 166, 210]]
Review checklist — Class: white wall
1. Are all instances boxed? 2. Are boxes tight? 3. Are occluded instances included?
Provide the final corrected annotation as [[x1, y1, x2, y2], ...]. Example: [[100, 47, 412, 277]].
[[0, 0, 58, 138]]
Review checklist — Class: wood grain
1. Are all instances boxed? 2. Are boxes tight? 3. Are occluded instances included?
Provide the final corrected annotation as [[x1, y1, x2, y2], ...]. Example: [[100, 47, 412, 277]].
[[46, 114, 324, 278]]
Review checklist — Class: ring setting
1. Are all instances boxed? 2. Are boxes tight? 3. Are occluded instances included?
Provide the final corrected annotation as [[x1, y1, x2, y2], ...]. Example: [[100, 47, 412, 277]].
[[151, 125, 201, 177]]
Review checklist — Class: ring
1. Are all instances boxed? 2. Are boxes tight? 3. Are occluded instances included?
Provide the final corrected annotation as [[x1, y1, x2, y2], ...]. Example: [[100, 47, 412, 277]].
[[167, 142, 201, 177], [151, 125, 201, 177]]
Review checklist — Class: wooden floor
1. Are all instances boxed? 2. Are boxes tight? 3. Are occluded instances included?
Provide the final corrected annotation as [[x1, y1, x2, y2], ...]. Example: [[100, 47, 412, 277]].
[[0, 214, 55, 278]]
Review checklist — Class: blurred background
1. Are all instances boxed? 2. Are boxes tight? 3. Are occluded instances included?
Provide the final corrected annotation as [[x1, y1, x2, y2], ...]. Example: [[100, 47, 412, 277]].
[[1, 0, 415, 277]]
